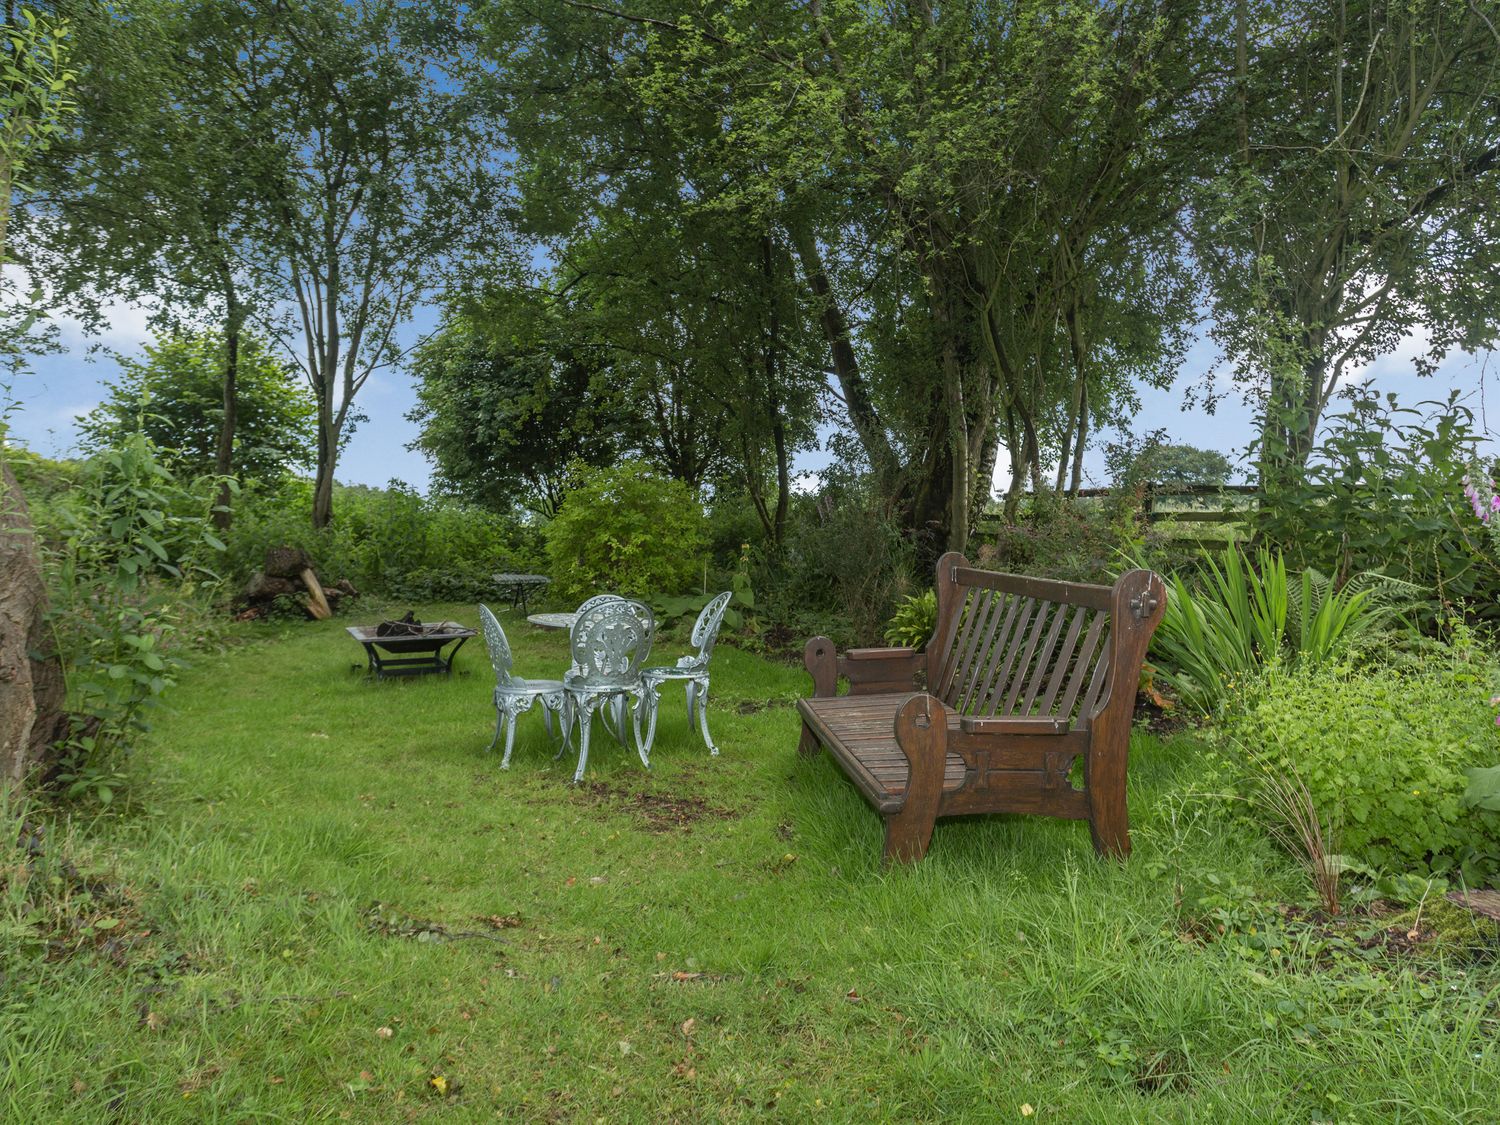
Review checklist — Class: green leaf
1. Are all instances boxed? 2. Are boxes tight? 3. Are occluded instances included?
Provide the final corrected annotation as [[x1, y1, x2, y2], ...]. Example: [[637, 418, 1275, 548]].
[[1462, 765, 1500, 812]]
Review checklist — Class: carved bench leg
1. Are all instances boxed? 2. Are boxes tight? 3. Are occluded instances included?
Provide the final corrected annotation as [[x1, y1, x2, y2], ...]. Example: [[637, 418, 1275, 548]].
[[883, 694, 947, 866], [1085, 726, 1130, 859], [797, 720, 822, 758], [799, 635, 838, 759]]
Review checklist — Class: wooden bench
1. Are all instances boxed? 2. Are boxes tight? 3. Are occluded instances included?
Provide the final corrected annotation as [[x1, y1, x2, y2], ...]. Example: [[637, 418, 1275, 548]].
[[796, 551, 1166, 865]]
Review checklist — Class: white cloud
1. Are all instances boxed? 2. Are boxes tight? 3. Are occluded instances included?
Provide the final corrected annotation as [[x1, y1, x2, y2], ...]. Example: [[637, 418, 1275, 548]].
[[2, 262, 156, 353]]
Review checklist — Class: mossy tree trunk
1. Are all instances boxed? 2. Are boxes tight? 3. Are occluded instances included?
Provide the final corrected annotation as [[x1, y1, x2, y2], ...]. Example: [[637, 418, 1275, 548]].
[[0, 460, 68, 786]]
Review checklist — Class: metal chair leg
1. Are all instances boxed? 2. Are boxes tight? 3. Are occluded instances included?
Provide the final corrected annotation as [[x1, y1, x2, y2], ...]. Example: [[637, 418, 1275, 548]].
[[573, 705, 593, 783], [633, 689, 653, 769], [501, 711, 519, 769], [487, 710, 504, 753], [697, 680, 718, 756], [642, 681, 660, 762]]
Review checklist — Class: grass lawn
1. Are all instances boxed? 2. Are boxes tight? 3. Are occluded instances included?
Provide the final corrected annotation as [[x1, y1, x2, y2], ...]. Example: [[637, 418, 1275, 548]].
[[4, 604, 1498, 1122]]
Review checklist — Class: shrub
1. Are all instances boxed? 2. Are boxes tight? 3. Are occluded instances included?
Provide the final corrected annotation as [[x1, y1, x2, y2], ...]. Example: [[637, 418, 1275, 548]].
[[1257, 390, 1500, 627], [544, 461, 706, 602], [224, 479, 543, 598], [1221, 655, 1500, 884], [40, 433, 225, 803], [883, 590, 936, 649], [756, 486, 917, 647], [976, 491, 1186, 585]]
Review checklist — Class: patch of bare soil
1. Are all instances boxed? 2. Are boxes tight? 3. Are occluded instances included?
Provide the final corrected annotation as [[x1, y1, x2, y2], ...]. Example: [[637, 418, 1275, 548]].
[[575, 782, 736, 834], [734, 698, 793, 715]]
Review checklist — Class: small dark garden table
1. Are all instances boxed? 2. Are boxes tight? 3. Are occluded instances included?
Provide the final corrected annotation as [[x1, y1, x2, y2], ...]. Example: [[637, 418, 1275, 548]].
[[492, 573, 551, 614], [346, 622, 476, 679]]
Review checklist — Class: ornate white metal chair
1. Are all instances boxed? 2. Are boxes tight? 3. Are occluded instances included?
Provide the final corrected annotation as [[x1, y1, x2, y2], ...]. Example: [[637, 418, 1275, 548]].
[[478, 604, 566, 768], [640, 591, 733, 757], [562, 599, 655, 782]]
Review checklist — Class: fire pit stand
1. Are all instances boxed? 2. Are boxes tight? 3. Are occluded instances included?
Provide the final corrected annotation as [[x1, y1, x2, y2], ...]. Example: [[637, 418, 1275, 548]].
[[346, 622, 477, 680]]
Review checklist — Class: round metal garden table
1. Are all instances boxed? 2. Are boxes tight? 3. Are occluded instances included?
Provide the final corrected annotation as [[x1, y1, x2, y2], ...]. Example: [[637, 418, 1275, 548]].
[[526, 612, 578, 632]]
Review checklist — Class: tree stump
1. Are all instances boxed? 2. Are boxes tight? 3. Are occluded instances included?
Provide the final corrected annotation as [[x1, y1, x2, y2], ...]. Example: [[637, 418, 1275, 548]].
[[265, 545, 314, 579]]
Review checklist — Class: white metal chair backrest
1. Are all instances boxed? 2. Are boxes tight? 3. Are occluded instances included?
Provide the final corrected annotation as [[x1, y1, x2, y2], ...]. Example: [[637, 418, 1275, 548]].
[[569, 599, 654, 684], [478, 604, 514, 686], [575, 593, 624, 616], [682, 591, 734, 673]]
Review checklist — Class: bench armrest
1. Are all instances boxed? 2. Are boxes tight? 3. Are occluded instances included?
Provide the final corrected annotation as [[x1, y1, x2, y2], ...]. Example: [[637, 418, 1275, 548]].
[[844, 646, 925, 695], [959, 714, 1071, 737], [803, 637, 926, 698]]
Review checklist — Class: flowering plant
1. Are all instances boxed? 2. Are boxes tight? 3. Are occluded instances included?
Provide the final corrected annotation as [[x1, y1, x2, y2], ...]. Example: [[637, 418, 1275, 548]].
[[1463, 463, 1500, 727], [1462, 467, 1500, 528]]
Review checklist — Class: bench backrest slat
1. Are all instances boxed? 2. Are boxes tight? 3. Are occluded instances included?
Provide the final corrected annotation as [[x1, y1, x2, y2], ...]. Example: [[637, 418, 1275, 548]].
[[1053, 609, 1109, 721], [1017, 601, 1070, 713], [950, 588, 995, 704], [958, 591, 1016, 714], [1036, 604, 1089, 715], [929, 557, 1139, 730], [968, 595, 1035, 715]]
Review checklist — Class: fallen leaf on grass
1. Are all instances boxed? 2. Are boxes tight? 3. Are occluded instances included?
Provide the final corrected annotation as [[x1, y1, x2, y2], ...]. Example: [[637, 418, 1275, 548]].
[[178, 1065, 221, 1096], [428, 1074, 449, 1097], [680, 1018, 696, 1038], [845, 989, 862, 1003], [144, 1010, 166, 1031], [376, 1027, 394, 1039]]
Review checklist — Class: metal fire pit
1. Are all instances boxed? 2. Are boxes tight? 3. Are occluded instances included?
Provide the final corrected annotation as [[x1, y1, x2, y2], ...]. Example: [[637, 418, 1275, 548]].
[[346, 621, 476, 680]]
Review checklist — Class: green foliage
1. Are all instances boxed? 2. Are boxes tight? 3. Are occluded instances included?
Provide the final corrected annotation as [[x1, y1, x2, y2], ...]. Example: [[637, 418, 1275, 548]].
[[979, 491, 1175, 585], [77, 330, 315, 483], [41, 432, 224, 803], [1222, 654, 1500, 884], [410, 314, 622, 516], [1135, 443, 1237, 488], [544, 461, 706, 603], [883, 590, 936, 649], [1151, 545, 1399, 715], [654, 552, 756, 636], [1257, 390, 1500, 626], [1464, 765, 1500, 813], [223, 478, 542, 597], [1, 6, 76, 258], [756, 486, 918, 648]]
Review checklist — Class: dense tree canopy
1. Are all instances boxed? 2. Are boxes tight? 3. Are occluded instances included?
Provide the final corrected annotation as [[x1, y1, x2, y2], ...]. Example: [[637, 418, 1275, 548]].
[[78, 331, 315, 483], [9, 0, 1497, 545]]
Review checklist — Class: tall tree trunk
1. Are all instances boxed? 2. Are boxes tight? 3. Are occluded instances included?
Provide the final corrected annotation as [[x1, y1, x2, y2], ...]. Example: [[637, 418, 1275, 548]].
[[212, 287, 243, 532], [312, 399, 336, 529], [1069, 379, 1088, 496], [0, 460, 68, 787], [787, 221, 899, 487]]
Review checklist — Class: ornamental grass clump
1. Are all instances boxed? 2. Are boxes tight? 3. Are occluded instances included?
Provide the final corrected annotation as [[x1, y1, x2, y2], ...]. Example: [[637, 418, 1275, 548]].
[[1148, 545, 1401, 715]]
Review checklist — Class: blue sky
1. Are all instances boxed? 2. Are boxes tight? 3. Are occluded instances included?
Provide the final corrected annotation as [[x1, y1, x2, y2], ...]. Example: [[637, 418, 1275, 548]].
[[6, 278, 1495, 492]]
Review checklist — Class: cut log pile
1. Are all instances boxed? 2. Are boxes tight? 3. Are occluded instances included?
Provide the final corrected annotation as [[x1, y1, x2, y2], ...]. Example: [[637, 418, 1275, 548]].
[[235, 546, 358, 621]]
